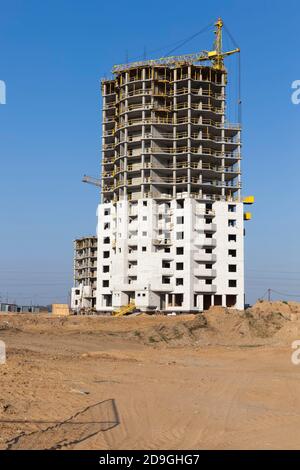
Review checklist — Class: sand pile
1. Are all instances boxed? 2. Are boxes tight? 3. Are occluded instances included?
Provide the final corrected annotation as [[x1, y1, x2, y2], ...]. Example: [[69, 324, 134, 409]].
[[250, 300, 300, 321], [129, 314, 208, 346], [129, 309, 251, 347], [131, 301, 300, 346], [202, 301, 300, 343], [246, 301, 300, 343], [1, 301, 300, 348]]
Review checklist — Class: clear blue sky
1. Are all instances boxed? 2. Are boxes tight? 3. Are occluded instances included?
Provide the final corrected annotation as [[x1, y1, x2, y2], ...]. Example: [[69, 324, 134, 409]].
[[0, 0, 299, 306]]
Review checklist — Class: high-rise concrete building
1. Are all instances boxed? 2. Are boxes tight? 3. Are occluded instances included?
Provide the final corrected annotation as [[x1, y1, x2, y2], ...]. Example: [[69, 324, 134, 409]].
[[95, 19, 251, 314], [71, 236, 97, 311]]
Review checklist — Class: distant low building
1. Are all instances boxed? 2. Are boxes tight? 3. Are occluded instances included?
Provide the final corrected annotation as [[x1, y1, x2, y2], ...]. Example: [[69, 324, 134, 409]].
[[20, 306, 48, 313], [0, 303, 18, 313], [0, 303, 49, 314]]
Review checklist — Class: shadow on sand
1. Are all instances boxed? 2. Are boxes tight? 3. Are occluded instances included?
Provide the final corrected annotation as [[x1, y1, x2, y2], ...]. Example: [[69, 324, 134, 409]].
[[4, 398, 120, 450]]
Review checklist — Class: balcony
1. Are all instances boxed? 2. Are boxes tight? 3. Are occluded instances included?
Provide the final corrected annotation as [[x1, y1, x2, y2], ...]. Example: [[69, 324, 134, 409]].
[[194, 223, 217, 233], [194, 238, 216, 247], [116, 117, 174, 130], [157, 222, 173, 232], [162, 267, 173, 276], [170, 87, 224, 100], [173, 103, 223, 114], [128, 236, 139, 245], [194, 253, 217, 263], [102, 157, 114, 164], [203, 209, 216, 217], [194, 268, 216, 278], [102, 184, 114, 193], [128, 206, 138, 217], [153, 238, 172, 246], [75, 261, 97, 269], [200, 180, 241, 190], [194, 282, 217, 293], [103, 102, 116, 110], [127, 134, 143, 143], [128, 221, 139, 231], [224, 122, 241, 130], [128, 252, 138, 261], [76, 271, 96, 281], [128, 266, 138, 276], [203, 223, 217, 232], [119, 103, 152, 115], [103, 130, 114, 137], [102, 171, 114, 178], [118, 89, 152, 100], [103, 117, 115, 123]]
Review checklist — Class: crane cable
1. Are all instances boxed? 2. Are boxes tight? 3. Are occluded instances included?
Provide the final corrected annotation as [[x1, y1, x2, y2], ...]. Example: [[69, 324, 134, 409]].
[[223, 22, 242, 125], [165, 22, 213, 56], [120, 21, 242, 125], [128, 22, 214, 63]]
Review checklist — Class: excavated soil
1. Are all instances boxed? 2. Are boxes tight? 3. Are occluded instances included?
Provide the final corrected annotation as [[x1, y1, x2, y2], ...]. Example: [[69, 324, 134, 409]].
[[1, 301, 300, 450]]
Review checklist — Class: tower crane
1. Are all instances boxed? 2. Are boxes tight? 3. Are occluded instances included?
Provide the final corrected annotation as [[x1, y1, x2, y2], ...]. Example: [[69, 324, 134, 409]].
[[113, 18, 239, 73], [82, 175, 101, 188], [84, 19, 240, 191]]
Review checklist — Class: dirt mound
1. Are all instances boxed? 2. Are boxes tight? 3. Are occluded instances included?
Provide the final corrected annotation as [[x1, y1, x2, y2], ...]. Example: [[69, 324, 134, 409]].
[[204, 302, 300, 341], [131, 302, 300, 346], [246, 311, 286, 338], [2, 302, 300, 348], [202, 307, 253, 343], [250, 300, 300, 320], [0, 320, 21, 333], [129, 309, 256, 347], [130, 314, 208, 346]]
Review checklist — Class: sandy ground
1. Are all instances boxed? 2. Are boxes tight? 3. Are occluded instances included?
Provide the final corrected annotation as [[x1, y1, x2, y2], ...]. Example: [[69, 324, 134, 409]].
[[1, 302, 300, 450]]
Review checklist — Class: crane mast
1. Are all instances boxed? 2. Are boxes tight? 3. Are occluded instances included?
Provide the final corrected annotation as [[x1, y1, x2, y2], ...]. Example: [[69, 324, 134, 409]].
[[213, 17, 224, 70]]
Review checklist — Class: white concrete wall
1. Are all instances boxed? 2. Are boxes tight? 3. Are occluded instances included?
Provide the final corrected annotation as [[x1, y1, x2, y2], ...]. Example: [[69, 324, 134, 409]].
[[71, 285, 93, 311], [96, 197, 244, 313], [213, 201, 244, 309]]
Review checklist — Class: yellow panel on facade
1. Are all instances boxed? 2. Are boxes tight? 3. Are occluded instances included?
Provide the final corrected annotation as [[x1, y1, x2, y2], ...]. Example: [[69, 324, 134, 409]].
[[244, 212, 252, 220], [243, 195, 255, 204]]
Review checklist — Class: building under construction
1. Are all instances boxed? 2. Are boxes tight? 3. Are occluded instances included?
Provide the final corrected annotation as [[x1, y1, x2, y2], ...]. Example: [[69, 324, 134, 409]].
[[82, 19, 253, 314], [71, 236, 97, 311]]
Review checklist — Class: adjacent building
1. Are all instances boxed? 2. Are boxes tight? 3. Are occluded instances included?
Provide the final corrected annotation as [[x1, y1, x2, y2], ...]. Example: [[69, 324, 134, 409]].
[[71, 236, 97, 311]]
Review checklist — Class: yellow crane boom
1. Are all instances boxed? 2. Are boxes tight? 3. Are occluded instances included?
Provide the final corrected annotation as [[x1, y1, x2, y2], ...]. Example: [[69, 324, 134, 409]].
[[112, 18, 239, 73], [82, 175, 101, 188]]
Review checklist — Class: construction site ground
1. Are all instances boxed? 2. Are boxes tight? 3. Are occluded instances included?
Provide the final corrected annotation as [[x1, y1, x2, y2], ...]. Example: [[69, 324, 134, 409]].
[[1, 301, 300, 450]]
